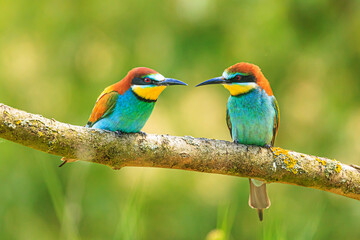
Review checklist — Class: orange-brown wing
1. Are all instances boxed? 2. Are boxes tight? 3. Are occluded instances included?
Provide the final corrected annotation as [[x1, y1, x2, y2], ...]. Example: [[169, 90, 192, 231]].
[[86, 90, 119, 127], [271, 97, 280, 146]]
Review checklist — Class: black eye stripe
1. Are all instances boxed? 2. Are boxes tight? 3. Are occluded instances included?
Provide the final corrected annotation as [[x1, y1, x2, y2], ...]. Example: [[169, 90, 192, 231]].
[[131, 77, 155, 85], [231, 74, 256, 83]]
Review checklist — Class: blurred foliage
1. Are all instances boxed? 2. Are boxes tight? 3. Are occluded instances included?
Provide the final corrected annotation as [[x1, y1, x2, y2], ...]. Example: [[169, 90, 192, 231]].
[[0, 0, 360, 239]]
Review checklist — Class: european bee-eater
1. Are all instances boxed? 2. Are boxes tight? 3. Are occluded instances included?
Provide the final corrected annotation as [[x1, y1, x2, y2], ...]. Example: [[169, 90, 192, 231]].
[[60, 67, 187, 166], [196, 62, 280, 221]]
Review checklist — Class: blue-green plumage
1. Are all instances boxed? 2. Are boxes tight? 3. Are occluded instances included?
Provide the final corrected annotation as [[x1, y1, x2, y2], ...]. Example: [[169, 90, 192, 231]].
[[59, 66, 187, 168], [227, 88, 276, 146], [195, 62, 280, 221], [90, 90, 155, 132]]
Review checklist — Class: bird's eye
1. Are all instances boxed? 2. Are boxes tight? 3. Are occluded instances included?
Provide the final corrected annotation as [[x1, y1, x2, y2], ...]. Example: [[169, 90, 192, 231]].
[[144, 78, 151, 83], [235, 75, 241, 81]]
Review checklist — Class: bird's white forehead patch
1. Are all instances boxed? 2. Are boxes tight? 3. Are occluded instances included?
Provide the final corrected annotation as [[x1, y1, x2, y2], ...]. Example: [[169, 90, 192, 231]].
[[222, 70, 231, 79], [147, 73, 165, 81], [222, 70, 249, 79]]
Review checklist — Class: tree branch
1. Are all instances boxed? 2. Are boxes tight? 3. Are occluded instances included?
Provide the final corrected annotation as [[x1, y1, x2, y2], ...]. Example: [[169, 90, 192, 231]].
[[1, 103, 359, 201]]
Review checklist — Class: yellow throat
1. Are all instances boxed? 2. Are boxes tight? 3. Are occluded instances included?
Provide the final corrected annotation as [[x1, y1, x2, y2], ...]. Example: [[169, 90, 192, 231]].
[[131, 85, 166, 101], [223, 83, 257, 96]]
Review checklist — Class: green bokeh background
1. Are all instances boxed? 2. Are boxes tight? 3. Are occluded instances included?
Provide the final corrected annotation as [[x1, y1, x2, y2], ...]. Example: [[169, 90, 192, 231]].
[[1, 0, 360, 239]]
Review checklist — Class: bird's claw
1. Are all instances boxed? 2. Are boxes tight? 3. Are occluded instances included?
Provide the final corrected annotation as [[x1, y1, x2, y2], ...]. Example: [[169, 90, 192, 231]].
[[115, 130, 124, 135], [138, 131, 147, 136], [263, 144, 274, 154]]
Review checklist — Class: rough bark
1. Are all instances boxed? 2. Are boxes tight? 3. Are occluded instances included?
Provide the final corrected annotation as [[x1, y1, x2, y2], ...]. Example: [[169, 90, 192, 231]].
[[1, 103, 359, 201]]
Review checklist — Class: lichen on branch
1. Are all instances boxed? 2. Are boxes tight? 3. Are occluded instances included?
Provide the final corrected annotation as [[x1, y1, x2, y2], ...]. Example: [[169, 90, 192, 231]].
[[0, 103, 360, 201]]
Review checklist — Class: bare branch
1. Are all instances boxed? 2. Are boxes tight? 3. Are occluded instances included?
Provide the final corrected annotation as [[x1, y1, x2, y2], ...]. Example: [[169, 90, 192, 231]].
[[1, 103, 359, 201]]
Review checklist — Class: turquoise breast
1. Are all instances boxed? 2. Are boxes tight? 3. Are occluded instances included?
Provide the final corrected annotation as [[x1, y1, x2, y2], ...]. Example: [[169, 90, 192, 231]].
[[227, 88, 275, 146], [91, 90, 155, 133]]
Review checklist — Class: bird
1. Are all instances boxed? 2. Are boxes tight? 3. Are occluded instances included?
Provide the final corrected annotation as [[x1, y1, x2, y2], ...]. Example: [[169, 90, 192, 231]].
[[196, 62, 279, 221], [59, 67, 187, 167]]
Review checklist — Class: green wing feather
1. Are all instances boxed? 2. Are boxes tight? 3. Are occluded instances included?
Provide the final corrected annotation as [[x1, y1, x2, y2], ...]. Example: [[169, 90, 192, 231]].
[[271, 96, 280, 146], [226, 107, 233, 139]]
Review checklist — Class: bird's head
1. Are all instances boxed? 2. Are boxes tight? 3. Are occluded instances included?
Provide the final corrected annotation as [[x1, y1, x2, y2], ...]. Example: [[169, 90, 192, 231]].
[[122, 67, 187, 101], [196, 62, 273, 96]]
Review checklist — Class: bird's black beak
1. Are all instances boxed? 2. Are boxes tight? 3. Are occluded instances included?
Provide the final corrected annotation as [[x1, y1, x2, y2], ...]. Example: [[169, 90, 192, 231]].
[[159, 78, 188, 86], [195, 77, 226, 87]]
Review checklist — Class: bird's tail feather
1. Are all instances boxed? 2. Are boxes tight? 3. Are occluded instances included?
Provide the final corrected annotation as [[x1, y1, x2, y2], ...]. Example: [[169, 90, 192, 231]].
[[248, 178, 271, 221]]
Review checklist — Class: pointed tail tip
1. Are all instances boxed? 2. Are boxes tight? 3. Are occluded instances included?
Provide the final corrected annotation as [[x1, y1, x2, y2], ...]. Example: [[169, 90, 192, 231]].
[[59, 157, 77, 167], [257, 209, 263, 221], [59, 157, 69, 167], [58, 160, 67, 167]]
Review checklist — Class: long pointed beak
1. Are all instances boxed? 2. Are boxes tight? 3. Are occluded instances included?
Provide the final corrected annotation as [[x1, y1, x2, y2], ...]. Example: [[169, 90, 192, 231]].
[[195, 77, 226, 87], [160, 78, 188, 86]]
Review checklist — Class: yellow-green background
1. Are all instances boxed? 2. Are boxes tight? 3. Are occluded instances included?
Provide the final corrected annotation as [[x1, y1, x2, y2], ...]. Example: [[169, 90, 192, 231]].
[[1, 0, 360, 239]]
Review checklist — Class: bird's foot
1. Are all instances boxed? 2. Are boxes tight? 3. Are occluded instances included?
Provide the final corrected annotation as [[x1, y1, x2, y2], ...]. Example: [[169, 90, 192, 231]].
[[263, 144, 274, 154], [138, 131, 147, 136], [115, 130, 124, 135]]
